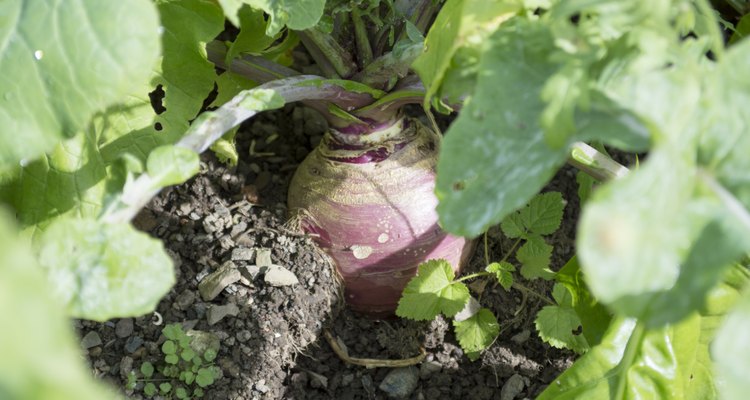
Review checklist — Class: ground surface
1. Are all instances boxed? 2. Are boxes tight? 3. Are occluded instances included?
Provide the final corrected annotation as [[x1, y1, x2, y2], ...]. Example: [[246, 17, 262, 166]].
[[79, 105, 581, 399]]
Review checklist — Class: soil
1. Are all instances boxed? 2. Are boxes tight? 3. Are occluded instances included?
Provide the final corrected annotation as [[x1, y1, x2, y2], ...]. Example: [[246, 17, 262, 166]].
[[78, 104, 582, 399]]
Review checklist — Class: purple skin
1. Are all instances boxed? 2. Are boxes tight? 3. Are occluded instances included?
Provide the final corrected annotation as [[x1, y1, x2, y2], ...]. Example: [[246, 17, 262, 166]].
[[288, 118, 473, 316]]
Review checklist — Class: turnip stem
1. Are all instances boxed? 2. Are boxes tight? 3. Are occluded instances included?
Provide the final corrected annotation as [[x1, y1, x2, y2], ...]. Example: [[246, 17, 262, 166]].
[[297, 29, 357, 79], [206, 41, 299, 82], [568, 142, 629, 182], [352, 8, 373, 67]]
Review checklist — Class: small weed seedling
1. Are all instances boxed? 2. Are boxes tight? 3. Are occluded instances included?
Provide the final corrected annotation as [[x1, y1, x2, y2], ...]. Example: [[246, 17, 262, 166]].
[[397, 192, 596, 359], [126, 323, 221, 399]]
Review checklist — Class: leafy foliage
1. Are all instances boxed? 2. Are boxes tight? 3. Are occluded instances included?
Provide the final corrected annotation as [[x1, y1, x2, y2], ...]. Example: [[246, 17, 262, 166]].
[[396, 260, 470, 320], [128, 323, 222, 399]]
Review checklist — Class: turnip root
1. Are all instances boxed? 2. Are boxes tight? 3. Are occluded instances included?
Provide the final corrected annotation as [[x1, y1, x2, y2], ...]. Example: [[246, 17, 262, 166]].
[[288, 117, 473, 316]]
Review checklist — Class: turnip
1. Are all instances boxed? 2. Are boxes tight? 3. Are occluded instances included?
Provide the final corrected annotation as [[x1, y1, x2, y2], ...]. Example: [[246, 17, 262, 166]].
[[288, 116, 473, 315]]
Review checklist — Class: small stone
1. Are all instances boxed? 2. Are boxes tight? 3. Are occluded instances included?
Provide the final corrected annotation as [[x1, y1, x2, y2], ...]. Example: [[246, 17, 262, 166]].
[[231, 247, 254, 261], [290, 372, 308, 389], [500, 374, 525, 400], [255, 379, 269, 393], [379, 367, 419, 399], [255, 248, 273, 267], [419, 360, 442, 379], [198, 261, 241, 301], [207, 303, 240, 325], [240, 265, 262, 281], [308, 371, 328, 389], [236, 330, 252, 343], [174, 290, 196, 310], [124, 336, 144, 353], [119, 356, 134, 379], [88, 346, 102, 357], [341, 373, 354, 387], [81, 331, 102, 349], [115, 318, 134, 338], [511, 329, 531, 345], [264, 265, 299, 287]]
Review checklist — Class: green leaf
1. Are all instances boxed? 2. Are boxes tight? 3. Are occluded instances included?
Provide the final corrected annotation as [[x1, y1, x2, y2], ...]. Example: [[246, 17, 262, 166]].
[[140, 362, 155, 378], [146, 145, 200, 188], [729, 13, 750, 44], [209, 128, 240, 166], [181, 348, 196, 362], [453, 308, 500, 359], [575, 171, 596, 205], [227, 7, 278, 60], [414, 0, 520, 109], [176, 386, 189, 399], [555, 257, 612, 348], [160, 382, 172, 394], [163, 323, 183, 341], [144, 382, 157, 397], [435, 22, 569, 237], [0, 0, 160, 167], [216, 0, 244, 26], [36, 217, 175, 321], [196, 368, 215, 388], [194, 387, 205, 397], [244, 0, 325, 36], [210, 72, 258, 108], [396, 259, 470, 320], [126, 371, 137, 390], [162, 340, 177, 355], [712, 279, 750, 400], [486, 262, 515, 291], [203, 348, 218, 363], [165, 354, 179, 365], [182, 371, 195, 385], [535, 284, 589, 354], [98, 0, 224, 163], [500, 192, 565, 239], [0, 210, 117, 400], [517, 236, 554, 280]]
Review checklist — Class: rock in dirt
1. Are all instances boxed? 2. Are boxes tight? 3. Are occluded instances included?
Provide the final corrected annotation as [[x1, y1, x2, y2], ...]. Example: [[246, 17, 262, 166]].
[[239, 265, 262, 281], [173, 289, 196, 310], [500, 374, 526, 400], [199, 261, 241, 301], [119, 356, 134, 379], [264, 265, 299, 287], [124, 336, 143, 354], [207, 303, 240, 325], [308, 371, 328, 389], [231, 247, 255, 261], [511, 329, 531, 345], [379, 367, 419, 399], [255, 248, 273, 267], [115, 318, 134, 338], [419, 360, 442, 379], [80, 331, 102, 349]]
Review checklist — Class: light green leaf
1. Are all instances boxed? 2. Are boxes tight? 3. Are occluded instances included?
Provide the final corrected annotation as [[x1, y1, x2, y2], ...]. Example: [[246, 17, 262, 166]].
[[176, 387, 189, 399], [517, 236, 554, 280], [227, 7, 277, 60], [414, 0, 520, 109], [36, 218, 175, 321], [165, 354, 179, 365], [578, 148, 709, 317], [140, 362, 154, 378], [486, 261, 515, 291], [536, 284, 589, 354], [575, 170, 596, 205], [146, 146, 200, 188], [0, 210, 117, 400], [555, 257, 612, 348], [435, 22, 569, 237], [0, 0, 160, 167], [216, 0, 244, 26], [712, 281, 750, 400], [159, 382, 172, 394], [396, 259, 470, 320], [163, 323, 183, 341], [195, 368, 215, 388], [501, 192, 565, 238], [453, 308, 500, 359], [99, 0, 224, 163], [209, 127, 240, 166], [162, 340, 177, 355], [211, 71, 258, 108], [144, 382, 157, 397], [244, 0, 325, 36]]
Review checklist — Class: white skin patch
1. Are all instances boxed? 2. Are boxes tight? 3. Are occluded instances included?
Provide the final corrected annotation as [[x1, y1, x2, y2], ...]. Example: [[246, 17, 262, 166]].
[[377, 233, 389, 243], [351, 245, 373, 259]]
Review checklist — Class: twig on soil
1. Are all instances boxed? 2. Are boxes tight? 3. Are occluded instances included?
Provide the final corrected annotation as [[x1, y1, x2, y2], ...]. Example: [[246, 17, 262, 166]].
[[323, 330, 426, 368]]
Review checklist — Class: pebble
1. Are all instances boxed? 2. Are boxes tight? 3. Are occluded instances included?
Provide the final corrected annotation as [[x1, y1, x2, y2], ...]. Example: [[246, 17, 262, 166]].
[[511, 329, 531, 345], [240, 265, 262, 281], [419, 360, 442, 379], [255, 249, 273, 267], [341, 374, 354, 387], [255, 379, 269, 393], [264, 265, 299, 287], [80, 331, 102, 349], [198, 261, 242, 301], [174, 290, 196, 310], [500, 374, 525, 400], [88, 346, 102, 357], [308, 371, 328, 389], [231, 247, 255, 261], [290, 372, 308, 389], [207, 303, 240, 325], [119, 356, 134, 379], [379, 367, 419, 399], [115, 318, 134, 338], [124, 336, 144, 353]]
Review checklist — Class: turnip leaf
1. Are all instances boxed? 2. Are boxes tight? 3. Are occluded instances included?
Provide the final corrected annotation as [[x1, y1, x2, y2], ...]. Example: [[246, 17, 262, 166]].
[[0, 0, 160, 168], [36, 217, 175, 321], [396, 259, 470, 320], [243, 0, 326, 36]]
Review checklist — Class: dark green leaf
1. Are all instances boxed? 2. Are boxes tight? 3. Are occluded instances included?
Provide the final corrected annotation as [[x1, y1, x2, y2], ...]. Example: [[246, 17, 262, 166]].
[[555, 257, 612, 347]]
